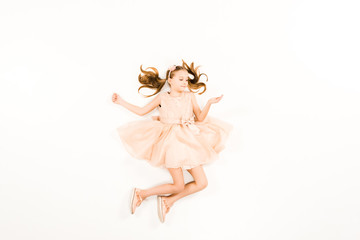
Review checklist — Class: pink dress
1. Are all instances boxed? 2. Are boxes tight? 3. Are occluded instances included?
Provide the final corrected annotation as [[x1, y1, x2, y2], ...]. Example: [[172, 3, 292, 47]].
[[117, 91, 233, 170]]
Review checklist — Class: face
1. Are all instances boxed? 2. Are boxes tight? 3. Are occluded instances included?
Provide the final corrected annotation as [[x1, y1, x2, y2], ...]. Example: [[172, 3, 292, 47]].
[[168, 70, 189, 91]]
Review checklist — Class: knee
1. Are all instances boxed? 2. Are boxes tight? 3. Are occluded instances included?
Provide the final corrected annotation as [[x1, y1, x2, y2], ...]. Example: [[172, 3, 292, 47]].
[[173, 184, 185, 193], [196, 180, 208, 190]]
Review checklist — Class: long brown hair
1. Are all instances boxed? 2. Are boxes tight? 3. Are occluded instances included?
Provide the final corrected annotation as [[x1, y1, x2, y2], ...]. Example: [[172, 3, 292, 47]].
[[137, 59, 208, 98]]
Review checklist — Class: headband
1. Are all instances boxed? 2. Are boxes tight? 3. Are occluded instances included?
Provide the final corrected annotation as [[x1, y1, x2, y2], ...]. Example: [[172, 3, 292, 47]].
[[167, 65, 176, 79]]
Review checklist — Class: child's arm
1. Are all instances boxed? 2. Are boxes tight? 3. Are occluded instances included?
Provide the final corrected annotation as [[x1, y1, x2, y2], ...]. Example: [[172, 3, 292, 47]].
[[112, 93, 161, 116], [190, 92, 224, 122]]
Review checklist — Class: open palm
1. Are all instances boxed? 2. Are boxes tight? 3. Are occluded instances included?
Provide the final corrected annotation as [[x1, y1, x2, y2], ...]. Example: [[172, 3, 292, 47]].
[[208, 94, 224, 104]]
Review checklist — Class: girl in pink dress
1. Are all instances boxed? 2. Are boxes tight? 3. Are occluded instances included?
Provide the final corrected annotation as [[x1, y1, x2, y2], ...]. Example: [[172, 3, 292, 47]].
[[112, 60, 233, 223]]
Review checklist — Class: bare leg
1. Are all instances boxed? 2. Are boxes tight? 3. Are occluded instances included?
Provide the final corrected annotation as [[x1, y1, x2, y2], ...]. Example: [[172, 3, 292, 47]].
[[138, 167, 185, 201], [162, 165, 208, 212]]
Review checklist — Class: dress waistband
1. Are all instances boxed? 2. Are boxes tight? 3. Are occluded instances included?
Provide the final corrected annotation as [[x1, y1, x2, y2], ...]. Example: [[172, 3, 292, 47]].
[[160, 117, 200, 135], [161, 119, 195, 125]]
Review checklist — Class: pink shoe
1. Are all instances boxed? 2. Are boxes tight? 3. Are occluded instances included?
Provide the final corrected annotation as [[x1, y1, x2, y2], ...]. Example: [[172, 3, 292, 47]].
[[157, 195, 170, 223], [130, 188, 143, 214]]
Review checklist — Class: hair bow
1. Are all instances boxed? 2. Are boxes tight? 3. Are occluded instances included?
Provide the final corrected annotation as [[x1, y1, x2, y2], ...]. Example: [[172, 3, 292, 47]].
[[168, 65, 176, 72]]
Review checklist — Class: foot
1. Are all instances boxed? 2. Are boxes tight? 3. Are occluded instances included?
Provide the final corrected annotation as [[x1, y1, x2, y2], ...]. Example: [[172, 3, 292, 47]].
[[131, 188, 143, 214], [135, 189, 143, 207], [157, 196, 172, 223], [161, 196, 172, 213]]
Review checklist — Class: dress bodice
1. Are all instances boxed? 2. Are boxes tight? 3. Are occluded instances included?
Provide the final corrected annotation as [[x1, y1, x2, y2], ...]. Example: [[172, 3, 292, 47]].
[[158, 91, 195, 124]]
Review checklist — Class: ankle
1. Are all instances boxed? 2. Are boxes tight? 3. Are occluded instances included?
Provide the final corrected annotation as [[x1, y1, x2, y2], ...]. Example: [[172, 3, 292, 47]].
[[138, 189, 147, 200], [163, 196, 174, 207]]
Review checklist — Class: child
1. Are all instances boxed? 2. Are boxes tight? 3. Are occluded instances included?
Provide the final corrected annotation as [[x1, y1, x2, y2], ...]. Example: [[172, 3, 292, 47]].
[[112, 60, 233, 223]]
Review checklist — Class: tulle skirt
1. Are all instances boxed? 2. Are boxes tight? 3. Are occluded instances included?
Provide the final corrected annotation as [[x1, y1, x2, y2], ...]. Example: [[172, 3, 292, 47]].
[[117, 116, 233, 170]]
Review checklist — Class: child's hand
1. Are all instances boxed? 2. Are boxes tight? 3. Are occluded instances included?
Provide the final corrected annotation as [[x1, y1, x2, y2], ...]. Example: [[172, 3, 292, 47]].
[[152, 115, 160, 121], [112, 93, 123, 104], [208, 94, 224, 104]]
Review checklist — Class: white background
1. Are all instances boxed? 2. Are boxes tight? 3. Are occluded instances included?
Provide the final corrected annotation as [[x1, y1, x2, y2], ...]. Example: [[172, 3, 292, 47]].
[[1, 0, 359, 239]]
